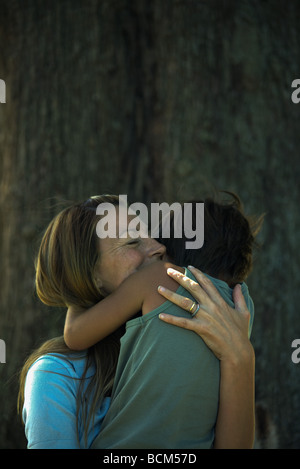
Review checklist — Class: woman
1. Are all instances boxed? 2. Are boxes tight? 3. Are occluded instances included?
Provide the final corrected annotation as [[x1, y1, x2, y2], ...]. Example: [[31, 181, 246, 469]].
[[18, 194, 165, 448], [18, 194, 255, 448]]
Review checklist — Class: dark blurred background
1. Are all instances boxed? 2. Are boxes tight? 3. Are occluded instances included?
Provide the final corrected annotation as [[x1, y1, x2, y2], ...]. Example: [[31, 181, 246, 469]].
[[1, 0, 300, 449]]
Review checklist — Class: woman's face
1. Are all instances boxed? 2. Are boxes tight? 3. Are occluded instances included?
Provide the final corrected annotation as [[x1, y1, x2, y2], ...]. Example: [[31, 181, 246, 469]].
[[95, 209, 166, 295]]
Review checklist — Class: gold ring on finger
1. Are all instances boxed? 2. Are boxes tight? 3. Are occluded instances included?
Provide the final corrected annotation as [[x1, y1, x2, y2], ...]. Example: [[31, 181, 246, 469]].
[[189, 302, 200, 317]]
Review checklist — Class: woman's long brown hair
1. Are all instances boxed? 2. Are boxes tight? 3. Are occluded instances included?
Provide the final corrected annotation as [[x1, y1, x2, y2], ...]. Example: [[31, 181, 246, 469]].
[[17, 195, 123, 446]]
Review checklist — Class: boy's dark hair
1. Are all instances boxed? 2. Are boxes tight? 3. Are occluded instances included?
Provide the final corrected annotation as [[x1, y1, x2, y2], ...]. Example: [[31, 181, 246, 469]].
[[160, 192, 263, 285]]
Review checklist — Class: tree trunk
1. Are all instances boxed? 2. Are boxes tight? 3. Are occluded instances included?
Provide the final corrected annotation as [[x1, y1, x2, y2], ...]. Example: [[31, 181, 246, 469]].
[[1, 0, 300, 448]]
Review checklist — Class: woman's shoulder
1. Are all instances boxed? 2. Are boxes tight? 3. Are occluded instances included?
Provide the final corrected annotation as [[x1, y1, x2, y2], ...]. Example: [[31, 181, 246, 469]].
[[28, 351, 91, 380]]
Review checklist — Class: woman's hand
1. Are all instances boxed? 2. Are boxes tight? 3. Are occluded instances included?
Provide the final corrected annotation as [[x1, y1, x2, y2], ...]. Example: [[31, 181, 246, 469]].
[[158, 265, 253, 364], [158, 265, 255, 448]]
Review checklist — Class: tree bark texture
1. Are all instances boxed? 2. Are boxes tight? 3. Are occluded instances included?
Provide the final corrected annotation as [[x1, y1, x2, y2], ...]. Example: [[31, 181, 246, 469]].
[[0, 0, 300, 448]]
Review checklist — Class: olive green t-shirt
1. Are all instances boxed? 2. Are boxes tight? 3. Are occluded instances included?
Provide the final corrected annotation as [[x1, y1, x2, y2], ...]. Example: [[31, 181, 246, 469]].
[[92, 268, 254, 449]]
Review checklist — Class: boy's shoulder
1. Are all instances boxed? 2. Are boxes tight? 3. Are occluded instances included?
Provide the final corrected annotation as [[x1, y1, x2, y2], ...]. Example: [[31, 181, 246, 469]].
[[128, 260, 184, 289], [127, 261, 185, 308], [137, 260, 184, 277]]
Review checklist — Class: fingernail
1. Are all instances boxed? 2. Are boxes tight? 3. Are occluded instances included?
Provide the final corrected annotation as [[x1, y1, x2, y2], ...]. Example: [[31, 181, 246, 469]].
[[188, 265, 202, 274], [158, 285, 165, 292], [167, 268, 177, 275], [159, 314, 165, 319]]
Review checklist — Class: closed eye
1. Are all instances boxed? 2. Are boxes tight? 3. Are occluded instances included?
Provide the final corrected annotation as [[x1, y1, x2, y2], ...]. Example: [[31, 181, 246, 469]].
[[126, 239, 139, 246]]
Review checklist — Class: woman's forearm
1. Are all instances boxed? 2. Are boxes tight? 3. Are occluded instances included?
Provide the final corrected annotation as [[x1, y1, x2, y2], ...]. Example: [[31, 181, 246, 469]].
[[213, 344, 255, 449]]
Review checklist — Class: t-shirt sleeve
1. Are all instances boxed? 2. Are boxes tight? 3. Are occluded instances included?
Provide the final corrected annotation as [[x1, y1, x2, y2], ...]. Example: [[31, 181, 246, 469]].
[[23, 355, 80, 449], [246, 294, 255, 338]]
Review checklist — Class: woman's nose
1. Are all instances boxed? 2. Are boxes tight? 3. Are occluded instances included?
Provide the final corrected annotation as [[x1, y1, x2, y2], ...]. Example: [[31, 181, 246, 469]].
[[146, 239, 166, 259]]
